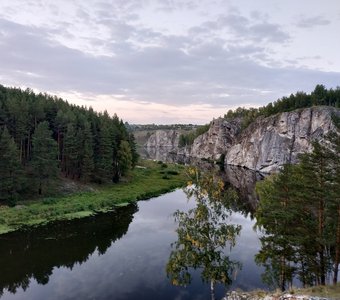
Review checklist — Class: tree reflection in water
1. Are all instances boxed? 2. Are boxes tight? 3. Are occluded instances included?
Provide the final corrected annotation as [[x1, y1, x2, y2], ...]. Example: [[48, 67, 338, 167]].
[[0, 204, 137, 297], [166, 167, 242, 300]]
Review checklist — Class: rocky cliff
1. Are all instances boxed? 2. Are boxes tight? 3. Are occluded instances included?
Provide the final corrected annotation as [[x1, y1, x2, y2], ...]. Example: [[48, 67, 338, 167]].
[[226, 106, 339, 172], [144, 118, 240, 162], [144, 130, 183, 162], [145, 129, 180, 150], [190, 118, 241, 160], [143, 106, 339, 172]]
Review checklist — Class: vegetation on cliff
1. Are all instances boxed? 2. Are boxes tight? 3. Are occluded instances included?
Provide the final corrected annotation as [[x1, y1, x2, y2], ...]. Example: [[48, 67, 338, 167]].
[[225, 84, 340, 129], [178, 123, 211, 147]]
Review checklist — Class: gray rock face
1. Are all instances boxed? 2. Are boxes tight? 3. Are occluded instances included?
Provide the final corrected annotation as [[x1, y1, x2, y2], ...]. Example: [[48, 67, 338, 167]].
[[190, 118, 241, 160], [145, 130, 180, 149], [143, 107, 339, 173], [226, 107, 340, 172], [143, 118, 241, 162], [144, 130, 183, 162]]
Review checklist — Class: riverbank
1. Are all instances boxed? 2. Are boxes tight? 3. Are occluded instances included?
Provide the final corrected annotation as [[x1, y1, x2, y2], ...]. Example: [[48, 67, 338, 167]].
[[0, 160, 187, 235], [223, 283, 340, 300]]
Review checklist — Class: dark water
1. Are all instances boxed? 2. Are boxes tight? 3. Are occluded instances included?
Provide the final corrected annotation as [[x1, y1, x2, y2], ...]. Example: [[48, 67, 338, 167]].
[[0, 186, 266, 300]]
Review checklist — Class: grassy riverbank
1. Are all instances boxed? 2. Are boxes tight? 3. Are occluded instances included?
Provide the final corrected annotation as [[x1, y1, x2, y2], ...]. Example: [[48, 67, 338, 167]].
[[0, 160, 187, 235]]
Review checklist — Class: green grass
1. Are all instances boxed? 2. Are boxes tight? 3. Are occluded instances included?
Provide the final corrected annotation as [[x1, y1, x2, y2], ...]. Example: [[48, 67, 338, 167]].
[[0, 160, 187, 235], [290, 283, 340, 299]]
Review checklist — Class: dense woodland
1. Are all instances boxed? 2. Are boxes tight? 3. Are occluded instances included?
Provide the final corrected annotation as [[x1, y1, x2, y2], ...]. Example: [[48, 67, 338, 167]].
[[255, 116, 340, 289], [0, 85, 138, 204], [225, 84, 340, 129]]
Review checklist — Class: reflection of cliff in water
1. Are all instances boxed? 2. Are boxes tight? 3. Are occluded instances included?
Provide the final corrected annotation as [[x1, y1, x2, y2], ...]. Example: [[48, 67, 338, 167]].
[[142, 145, 264, 211], [0, 204, 137, 296], [222, 165, 265, 213]]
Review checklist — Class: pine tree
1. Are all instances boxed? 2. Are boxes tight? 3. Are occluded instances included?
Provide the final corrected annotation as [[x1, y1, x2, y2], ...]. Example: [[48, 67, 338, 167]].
[[117, 140, 132, 177], [326, 115, 340, 284], [80, 122, 94, 181], [63, 123, 78, 178], [0, 127, 23, 205], [96, 124, 113, 182], [298, 142, 333, 285], [255, 165, 303, 290], [128, 132, 139, 167], [31, 122, 58, 195]]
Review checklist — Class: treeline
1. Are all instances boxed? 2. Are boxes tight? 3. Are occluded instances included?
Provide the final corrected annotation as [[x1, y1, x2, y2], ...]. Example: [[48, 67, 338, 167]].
[[255, 116, 340, 289], [225, 84, 340, 129], [0, 85, 138, 204], [129, 123, 197, 131], [178, 124, 210, 147]]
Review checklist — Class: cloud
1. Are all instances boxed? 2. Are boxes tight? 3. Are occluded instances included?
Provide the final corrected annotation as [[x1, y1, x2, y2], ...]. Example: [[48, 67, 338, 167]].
[[0, 1, 339, 123], [297, 15, 331, 28], [1, 17, 339, 109]]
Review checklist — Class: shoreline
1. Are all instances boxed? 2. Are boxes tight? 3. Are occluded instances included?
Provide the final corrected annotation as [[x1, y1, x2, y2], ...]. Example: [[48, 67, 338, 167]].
[[0, 160, 187, 235]]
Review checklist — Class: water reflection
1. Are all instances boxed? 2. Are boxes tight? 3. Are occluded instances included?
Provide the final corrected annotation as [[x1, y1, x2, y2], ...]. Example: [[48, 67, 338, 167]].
[[167, 168, 242, 299], [142, 146, 190, 164], [0, 204, 137, 297], [222, 165, 265, 214], [142, 146, 264, 208]]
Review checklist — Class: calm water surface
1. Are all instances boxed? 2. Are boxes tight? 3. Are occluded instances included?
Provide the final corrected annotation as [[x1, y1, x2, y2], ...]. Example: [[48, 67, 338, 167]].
[[0, 188, 266, 300]]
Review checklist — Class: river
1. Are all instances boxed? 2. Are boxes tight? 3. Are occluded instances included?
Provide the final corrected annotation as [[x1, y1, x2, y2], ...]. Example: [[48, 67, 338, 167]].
[[0, 169, 267, 300]]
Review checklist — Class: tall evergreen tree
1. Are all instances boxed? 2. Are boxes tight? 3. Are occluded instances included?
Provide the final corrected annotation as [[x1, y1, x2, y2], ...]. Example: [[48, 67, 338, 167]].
[[63, 123, 78, 178], [80, 122, 94, 181], [117, 140, 132, 178], [31, 122, 58, 195], [96, 124, 113, 182], [128, 132, 139, 167], [0, 127, 23, 205]]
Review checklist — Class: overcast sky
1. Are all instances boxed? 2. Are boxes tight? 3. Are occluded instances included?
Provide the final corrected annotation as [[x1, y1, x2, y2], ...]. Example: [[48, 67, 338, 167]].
[[0, 0, 339, 124]]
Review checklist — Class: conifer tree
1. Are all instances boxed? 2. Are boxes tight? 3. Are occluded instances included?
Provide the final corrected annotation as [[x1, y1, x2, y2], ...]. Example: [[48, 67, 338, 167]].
[[80, 122, 94, 181], [63, 123, 78, 178], [31, 122, 58, 195], [0, 127, 23, 205], [96, 124, 113, 182], [128, 132, 139, 167], [117, 140, 132, 177]]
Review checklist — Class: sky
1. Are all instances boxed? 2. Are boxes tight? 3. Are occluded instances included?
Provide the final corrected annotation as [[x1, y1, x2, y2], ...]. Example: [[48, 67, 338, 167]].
[[0, 0, 340, 124]]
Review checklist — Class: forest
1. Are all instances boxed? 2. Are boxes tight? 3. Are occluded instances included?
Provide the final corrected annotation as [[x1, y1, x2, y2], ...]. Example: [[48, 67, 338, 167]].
[[225, 84, 340, 129], [0, 85, 138, 205], [255, 116, 340, 289]]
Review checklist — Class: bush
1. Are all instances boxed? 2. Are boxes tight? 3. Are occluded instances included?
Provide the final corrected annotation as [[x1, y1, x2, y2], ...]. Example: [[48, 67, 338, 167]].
[[42, 197, 57, 205], [167, 170, 179, 175]]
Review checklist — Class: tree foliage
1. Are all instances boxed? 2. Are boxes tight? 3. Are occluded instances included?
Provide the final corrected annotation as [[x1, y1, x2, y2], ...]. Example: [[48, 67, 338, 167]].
[[255, 126, 340, 289], [0, 127, 24, 205], [178, 123, 210, 147], [225, 84, 340, 130], [167, 168, 241, 297], [0, 85, 139, 201]]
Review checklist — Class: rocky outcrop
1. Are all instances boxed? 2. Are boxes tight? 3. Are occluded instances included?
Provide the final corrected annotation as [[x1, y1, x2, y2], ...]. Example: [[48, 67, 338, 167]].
[[144, 130, 184, 162], [143, 106, 339, 173], [223, 290, 332, 300], [190, 118, 241, 160], [226, 106, 339, 172], [143, 118, 241, 162], [145, 130, 180, 150]]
